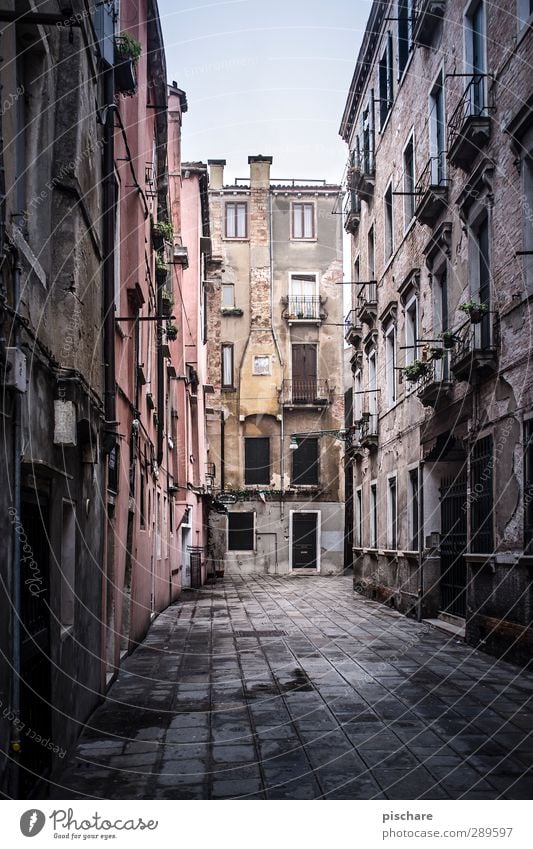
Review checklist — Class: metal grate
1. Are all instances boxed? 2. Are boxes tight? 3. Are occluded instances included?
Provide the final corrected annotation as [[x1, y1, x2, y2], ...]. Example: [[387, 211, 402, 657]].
[[470, 436, 494, 554], [440, 471, 468, 617]]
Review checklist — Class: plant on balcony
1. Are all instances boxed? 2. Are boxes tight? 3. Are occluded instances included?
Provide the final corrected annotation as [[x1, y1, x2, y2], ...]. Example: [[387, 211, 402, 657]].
[[404, 360, 430, 382], [155, 254, 168, 283], [440, 330, 458, 349], [162, 290, 173, 316], [165, 323, 178, 341], [116, 32, 142, 62], [459, 301, 488, 324], [429, 347, 444, 360], [152, 220, 173, 249], [114, 33, 142, 95]]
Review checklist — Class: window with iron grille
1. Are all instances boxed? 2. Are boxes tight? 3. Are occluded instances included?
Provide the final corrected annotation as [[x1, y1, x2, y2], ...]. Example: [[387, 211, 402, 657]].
[[228, 512, 255, 550], [525, 421, 533, 554], [292, 438, 319, 486], [470, 435, 494, 553], [245, 437, 270, 485]]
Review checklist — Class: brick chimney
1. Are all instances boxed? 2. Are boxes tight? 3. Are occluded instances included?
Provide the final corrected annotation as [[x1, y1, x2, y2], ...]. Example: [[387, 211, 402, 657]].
[[208, 159, 226, 190], [248, 155, 273, 188]]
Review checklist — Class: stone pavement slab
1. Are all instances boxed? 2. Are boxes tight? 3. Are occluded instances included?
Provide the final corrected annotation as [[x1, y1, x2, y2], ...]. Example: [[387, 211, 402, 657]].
[[51, 575, 533, 800]]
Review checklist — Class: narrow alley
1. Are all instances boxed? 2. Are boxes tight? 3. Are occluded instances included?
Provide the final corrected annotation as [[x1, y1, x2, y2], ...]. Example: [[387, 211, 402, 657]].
[[52, 576, 533, 801]]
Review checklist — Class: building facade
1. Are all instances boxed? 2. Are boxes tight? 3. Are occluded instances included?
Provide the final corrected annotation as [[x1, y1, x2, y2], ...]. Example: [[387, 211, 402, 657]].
[[206, 156, 344, 576], [341, 0, 533, 664]]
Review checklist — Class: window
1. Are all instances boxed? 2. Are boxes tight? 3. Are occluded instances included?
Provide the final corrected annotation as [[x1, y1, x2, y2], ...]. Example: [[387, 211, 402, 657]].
[[409, 468, 419, 551], [228, 512, 255, 550], [292, 202, 315, 239], [225, 201, 247, 238], [108, 443, 119, 494], [354, 369, 362, 421], [518, 0, 533, 29], [354, 256, 360, 286], [379, 32, 394, 129], [252, 355, 270, 375], [61, 501, 76, 628], [370, 483, 378, 548], [429, 72, 446, 186], [525, 420, 533, 554], [221, 343, 234, 388], [466, 0, 487, 114], [470, 435, 494, 553], [470, 215, 491, 348], [387, 476, 397, 549], [156, 491, 161, 558], [384, 182, 394, 260], [367, 225, 375, 280], [398, 0, 414, 77], [524, 154, 533, 294], [140, 470, 146, 529], [292, 438, 319, 486], [403, 135, 415, 226], [359, 96, 375, 174], [289, 273, 318, 318], [222, 283, 234, 308], [368, 350, 377, 420], [385, 325, 396, 407], [404, 294, 419, 368], [355, 488, 363, 546], [245, 437, 270, 485]]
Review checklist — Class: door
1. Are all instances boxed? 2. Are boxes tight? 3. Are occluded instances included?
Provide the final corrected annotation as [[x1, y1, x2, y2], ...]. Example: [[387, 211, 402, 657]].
[[19, 495, 52, 795], [439, 472, 467, 617], [292, 513, 318, 570], [292, 344, 317, 403]]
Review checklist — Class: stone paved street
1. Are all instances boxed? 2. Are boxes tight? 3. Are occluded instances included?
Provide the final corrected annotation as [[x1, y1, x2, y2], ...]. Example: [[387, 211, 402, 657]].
[[51, 576, 533, 800]]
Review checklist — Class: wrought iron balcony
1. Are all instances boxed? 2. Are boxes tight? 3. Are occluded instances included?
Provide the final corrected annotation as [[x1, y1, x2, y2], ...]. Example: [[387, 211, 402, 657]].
[[354, 148, 375, 201], [450, 320, 498, 383], [282, 296, 326, 323], [413, 0, 446, 47], [414, 156, 448, 227], [357, 281, 378, 325], [448, 75, 492, 169], [282, 379, 330, 407], [343, 190, 361, 234], [345, 421, 365, 460], [344, 309, 363, 347], [360, 412, 378, 450], [416, 357, 454, 407]]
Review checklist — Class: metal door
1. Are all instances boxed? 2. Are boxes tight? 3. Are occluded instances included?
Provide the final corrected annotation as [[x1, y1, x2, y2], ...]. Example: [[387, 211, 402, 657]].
[[440, 472, 467, 617], [292, 513, 318, 570]]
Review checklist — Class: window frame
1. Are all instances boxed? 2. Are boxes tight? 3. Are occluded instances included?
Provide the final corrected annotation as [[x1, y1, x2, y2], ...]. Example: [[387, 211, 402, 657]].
[[370, 482, 378, 548], [387, 474, 398, 550], [403, 131, 416, 229], [408, 466, 420, 552], [224, 200, 248, 239], [227, 511, 256, 551], [378, 31, 394, 131], [221, 282, 235, 308], [221, 343, 234, 389], [355, 486, 363, 547], [291, 201, 316, 240], [385, 323, 397, 408], [244, 436, 271, 486], [291, 437, 319, 487], [384, 180, 394, 262]]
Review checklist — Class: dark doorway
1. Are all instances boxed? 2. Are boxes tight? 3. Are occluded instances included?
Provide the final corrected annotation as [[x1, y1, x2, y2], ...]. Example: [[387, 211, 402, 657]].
[[440, 471, 467, 617], [292, 344, 317, 403], [292, 513, 318, 570], [19, 494, 52, 795]]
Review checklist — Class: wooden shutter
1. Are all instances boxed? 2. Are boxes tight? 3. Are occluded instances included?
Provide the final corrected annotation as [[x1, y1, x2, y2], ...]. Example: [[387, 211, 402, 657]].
[[292, 438, 319, 486], [245, 437, 270, 485], [228, 512, 254, 550]]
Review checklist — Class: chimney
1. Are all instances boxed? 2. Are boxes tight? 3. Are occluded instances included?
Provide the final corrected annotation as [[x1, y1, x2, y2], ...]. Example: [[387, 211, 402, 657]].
[[208, 159, 226, 190], [248, 155, 273, 188]]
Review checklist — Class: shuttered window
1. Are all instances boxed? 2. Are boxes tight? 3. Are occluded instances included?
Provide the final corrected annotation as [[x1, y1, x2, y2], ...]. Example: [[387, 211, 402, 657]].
[[292, 438, 319, 486], [228, 512, 255, 550], [245, 437, 270, 485]]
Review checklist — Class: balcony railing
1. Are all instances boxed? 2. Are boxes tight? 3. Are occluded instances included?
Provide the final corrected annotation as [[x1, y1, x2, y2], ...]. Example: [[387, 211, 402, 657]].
[[448, 74, 492, 169], [283, 296, 325, 322], [360, 412, 378, 449], [413, 0, 446, 47], [344, 309, 363, 346], [354, 147, 375, 201], [346, 421, 365, 459], [414, 155, 448, 227], [357, 281, 377, 325], [343, 190, 361, 234], [450, 318, 498, 383], [416, 357, 454, 407], [282, 379, 330, 406]]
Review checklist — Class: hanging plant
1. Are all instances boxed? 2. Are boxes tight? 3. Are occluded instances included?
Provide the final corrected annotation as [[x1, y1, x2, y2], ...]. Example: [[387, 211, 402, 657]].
[[156, 254, 168, 282], [162, 289, 173, 316], [429, 347, 444, 360], [152, 220, 173, 244], [440, 330, 458, 349], [165, 323, 178, 341], [115, 32, 142, 63], [459, 301, 488, 324], [404, 360, 429, 382]]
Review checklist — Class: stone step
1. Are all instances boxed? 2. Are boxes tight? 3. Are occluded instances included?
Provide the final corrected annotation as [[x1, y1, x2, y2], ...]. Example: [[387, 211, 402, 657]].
[[423, 617, 466, 640]]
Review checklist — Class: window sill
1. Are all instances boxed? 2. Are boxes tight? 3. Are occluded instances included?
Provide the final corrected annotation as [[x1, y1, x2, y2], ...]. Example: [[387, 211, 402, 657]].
[[221, 308, 243, 317], [222, 237, 249, 242], [290, 237, 318, 243], [221, 386, 236, 392], [380, 548, 399, 557]]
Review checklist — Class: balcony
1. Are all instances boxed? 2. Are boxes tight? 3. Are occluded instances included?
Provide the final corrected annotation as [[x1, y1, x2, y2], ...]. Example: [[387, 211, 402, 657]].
[[450, 321, 498, 383], [414, 156, 448, 227], [345, 422, 365, 460], [448, 75, 492, 170], [344, 190, 361, 234], [344, 309, 363, 347], [282, 296, 326, 324], [352, 149, 375, 201], [282, 379, 331, 408], [360, 412, 378, 450], [413, 0, 446, 47], [357, 281, 378, 325], [416, 358, 454, 407]]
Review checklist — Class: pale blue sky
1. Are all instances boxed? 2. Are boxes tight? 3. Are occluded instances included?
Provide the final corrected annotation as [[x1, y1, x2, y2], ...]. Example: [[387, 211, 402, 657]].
[[158, 0, 370, 184]]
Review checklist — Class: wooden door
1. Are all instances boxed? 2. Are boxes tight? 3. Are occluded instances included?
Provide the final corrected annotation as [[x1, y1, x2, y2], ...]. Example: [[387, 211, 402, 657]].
[[292, 345, 317, 403]]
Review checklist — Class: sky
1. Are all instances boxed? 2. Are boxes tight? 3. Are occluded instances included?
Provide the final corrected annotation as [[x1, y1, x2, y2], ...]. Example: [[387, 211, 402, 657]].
[[157, 0, 371, 185]]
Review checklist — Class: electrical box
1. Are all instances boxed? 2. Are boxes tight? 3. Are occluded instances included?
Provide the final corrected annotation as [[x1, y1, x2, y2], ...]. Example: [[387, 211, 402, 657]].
[[5, 348, 27, 393]]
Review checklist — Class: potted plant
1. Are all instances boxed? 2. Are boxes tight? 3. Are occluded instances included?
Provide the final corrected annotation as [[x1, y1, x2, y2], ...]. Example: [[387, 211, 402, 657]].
[[156, 254, 168, 283], [165, 323, 178, 341], [114, 33, 142, 95], [152, 220, 173, 249], [429, 347, 444, 360], [404, 360, 429, 382], [440, 330, 458, 349], [162, 290, 173, 317], [459, 300, 488, 324]]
